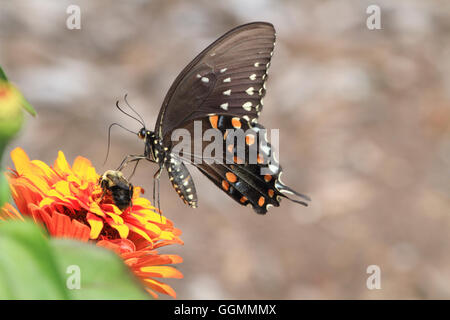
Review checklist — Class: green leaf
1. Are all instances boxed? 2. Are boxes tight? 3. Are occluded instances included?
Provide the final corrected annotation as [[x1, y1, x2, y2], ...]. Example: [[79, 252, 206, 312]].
[[51, 239, 149, 299], [20, 95, 37, 117], [0, 67, 8, 82], [0, 220, 69, 299], [0, 221, 149, 299]]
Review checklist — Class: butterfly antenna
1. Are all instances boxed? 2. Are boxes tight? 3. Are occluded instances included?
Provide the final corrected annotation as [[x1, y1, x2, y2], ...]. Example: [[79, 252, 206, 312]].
[[103, 122, 138, 166], [116, 100, 145, 127], [124, 94, 146, 128]]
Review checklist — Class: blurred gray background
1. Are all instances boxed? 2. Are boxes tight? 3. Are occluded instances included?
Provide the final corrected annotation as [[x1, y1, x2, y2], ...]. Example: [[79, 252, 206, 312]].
[[1, 0, 449, 299]]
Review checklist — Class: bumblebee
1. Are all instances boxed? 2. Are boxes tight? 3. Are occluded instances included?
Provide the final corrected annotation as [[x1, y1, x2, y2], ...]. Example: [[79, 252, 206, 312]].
[[99, 170, 133, 210]]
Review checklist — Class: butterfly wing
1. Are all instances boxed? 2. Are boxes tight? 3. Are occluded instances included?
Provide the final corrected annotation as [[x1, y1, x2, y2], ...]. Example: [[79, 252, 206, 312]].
[[171, 116, 309, 214], [155, 22, 275, 146]]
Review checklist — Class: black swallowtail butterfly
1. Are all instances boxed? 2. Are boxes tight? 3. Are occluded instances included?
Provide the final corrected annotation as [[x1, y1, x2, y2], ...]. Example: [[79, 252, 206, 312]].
[[117, 22, 310, 214]]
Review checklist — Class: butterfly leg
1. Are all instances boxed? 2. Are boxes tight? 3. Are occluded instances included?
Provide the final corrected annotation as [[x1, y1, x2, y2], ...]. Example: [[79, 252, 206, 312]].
[[116, 154, 146, 171], [152, 166, 163, 218], [127, 159, 141, 181]]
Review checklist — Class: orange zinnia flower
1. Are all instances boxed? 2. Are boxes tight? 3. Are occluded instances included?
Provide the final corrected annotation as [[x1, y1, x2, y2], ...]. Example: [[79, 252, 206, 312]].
[[0, 147, 183, 298]]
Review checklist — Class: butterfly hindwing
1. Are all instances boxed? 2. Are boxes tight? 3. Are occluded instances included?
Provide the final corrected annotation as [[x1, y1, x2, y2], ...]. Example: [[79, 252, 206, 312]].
[[172, 116, 309, 214]]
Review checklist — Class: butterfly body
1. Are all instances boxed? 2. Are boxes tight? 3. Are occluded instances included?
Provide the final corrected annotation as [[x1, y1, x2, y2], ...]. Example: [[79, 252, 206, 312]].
[[138, 128, 199, 208], [120, 22, 310, 214]]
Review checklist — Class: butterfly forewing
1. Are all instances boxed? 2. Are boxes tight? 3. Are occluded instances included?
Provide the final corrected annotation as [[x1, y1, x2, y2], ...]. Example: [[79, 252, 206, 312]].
[[175, 116, 308, 214], [155, 22, 275, 145]]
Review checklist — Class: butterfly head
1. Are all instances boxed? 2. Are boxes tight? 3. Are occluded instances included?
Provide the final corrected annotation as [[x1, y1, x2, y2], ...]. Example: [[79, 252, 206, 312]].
[[137, 128, 150, 140]]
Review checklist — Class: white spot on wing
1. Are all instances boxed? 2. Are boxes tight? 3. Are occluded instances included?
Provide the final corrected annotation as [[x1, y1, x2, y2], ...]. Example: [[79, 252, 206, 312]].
[[260, 144, 271, 154], [223, 89, 231, 96], [201, 77, 209, 83], [269, 164, 279, 173], [279, 188, 294, 195], [249, 74, 257, 81], [278, 171, 286, 185], [223, 77, 231, 83], [220, 103, 229, 110], [242, 101, 252, 111], [220, 68, 227, 73], [245, 87, 254, 95]]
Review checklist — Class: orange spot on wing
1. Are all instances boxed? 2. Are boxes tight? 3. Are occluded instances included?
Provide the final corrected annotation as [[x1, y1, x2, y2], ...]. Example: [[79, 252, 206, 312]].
[[234, 156, 244, 164], [258, 196, 265, 206], [257, 154, 264, 164], [222, 180, 229, 191], [240, 196, 248, 203], [209, 115, 218, 129], [264, 174, 272, 182], [231, 117, 241, 129], [226, 172, 237, 183], [245, 135, 255, 145], [268, 189, 274, 198]]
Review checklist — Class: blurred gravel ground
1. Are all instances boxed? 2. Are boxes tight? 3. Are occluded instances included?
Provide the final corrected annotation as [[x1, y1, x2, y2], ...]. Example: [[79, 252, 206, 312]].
[[0, 0, 449, 299]]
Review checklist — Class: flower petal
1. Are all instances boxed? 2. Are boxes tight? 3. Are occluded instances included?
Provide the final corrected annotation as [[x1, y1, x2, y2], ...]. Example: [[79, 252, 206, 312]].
[[10, 147, 31, 176], [97, 239, 136, 255], [110, 223, 129, 239], [53, 150, 73, 177], [143, 278, 177, 298], [138, 266, 183, 279], [0, 203, 24, 221], [87, 213, 103, 239], [31, 160, 59, 184], [72, 156, 94, 180]]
